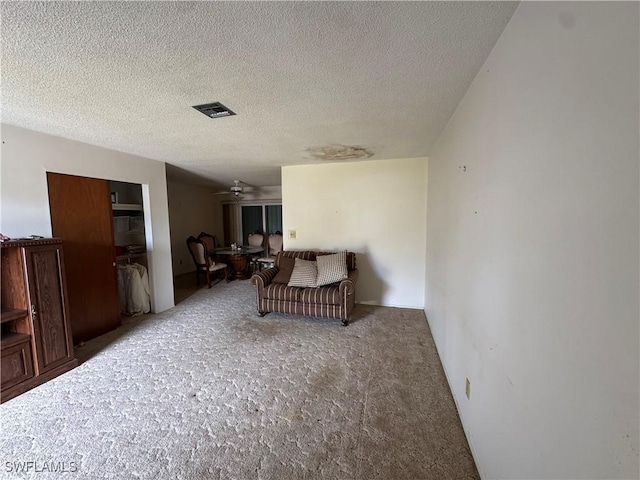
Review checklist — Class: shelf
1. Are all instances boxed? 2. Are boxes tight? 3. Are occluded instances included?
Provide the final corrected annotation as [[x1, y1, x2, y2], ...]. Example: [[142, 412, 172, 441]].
[[112, 203, 143, 211], [1, 331, 31, 348], [116, 252, 147, 264], [117, 252, 146, 258], [1, 307, 29, 324]]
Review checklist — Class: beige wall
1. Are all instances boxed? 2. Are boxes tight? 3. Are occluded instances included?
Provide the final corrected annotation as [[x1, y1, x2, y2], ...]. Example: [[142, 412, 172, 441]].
[[425, 2, 639, 478], [0, 124, 175, 313], [282, 158, 427, 308], [167, 181, 222, 276]]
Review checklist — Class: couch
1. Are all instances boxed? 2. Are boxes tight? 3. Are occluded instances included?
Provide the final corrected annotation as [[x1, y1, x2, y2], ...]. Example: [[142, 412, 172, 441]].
[[250, 250, 358, 326]]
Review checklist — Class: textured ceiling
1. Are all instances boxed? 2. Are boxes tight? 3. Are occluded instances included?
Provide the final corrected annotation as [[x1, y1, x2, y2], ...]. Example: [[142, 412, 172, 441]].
[[1, 1, 518, 188]]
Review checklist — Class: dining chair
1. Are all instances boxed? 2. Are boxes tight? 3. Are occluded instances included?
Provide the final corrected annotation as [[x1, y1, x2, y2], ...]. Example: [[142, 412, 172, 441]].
[[197, 232, 219, 258], [247, 232, 265, 272], [256, 233, 283, 271], [186, 236, 229, 287]]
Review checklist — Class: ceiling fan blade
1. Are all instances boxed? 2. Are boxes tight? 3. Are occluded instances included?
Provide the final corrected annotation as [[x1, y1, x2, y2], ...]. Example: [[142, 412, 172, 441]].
[[211, 179, 257, 196]]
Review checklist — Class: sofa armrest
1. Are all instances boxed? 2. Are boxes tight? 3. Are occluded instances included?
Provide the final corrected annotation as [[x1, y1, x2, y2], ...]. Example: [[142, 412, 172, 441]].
[[339, 268, 358, 297], [251, 267, 279, 290]]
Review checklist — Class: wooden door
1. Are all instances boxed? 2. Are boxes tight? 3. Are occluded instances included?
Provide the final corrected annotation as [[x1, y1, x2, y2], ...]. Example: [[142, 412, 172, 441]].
[[24, 243, 74, 373], [47, 173, 120, 343]]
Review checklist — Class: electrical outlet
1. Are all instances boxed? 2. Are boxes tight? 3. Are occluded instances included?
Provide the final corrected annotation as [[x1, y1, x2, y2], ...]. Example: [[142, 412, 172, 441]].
[[465, 378, 471, 399], [288, 230, 297, 240]]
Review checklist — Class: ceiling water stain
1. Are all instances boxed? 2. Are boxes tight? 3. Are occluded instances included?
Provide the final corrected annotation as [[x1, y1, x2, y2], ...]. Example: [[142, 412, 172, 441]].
[[307, 144, 374, 161]]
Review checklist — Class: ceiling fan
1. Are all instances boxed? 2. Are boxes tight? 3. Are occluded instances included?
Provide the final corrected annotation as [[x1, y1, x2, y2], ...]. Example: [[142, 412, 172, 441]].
[[213, 180, 248, 197]]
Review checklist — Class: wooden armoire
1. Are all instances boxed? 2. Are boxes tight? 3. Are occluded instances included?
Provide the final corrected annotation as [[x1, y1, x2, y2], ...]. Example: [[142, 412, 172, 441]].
[[1, 238, 78, 402]]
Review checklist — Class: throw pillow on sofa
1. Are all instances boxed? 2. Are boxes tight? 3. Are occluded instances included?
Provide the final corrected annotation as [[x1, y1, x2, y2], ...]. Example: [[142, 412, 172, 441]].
[[273, 256, 295, 284], [288, 258, 318, 288], [316, 250, 348, 287]]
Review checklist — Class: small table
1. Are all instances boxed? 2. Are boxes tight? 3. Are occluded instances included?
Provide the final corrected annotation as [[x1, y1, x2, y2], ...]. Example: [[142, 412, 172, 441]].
[[214, 246, 264, 280]]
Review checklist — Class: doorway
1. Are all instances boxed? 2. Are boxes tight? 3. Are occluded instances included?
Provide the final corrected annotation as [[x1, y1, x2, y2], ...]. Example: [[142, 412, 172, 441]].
[[47, 173, 151, 343]]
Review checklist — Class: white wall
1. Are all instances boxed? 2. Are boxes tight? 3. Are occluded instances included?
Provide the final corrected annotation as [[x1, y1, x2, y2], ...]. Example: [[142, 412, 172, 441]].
[[425, 3, 639, 479], [282, 158, 427, 308], [167, 181, 221, 276], [0, 124, 175, 313]]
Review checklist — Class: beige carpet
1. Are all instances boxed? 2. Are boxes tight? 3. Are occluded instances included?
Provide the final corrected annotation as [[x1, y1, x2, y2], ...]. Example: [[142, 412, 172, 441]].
[[1, 280, 478, 479]]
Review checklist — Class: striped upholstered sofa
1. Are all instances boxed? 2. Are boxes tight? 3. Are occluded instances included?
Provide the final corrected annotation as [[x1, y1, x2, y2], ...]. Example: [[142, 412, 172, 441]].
[[250, 250, 358, 326]]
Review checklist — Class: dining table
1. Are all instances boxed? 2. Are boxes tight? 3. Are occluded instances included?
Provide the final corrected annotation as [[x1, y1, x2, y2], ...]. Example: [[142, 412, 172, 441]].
[[214, 245, 264, 280]]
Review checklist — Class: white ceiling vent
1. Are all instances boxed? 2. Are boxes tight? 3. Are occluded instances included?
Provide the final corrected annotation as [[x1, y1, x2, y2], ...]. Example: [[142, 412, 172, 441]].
[[192, 102, 236, 119]]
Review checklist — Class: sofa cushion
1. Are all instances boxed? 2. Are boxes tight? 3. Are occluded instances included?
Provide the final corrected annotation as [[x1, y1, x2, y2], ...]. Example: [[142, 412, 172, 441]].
[[273, 256, 295, 284], [300, 284, 341, 305], [263, 283, 302, 302], [318, 251, 356, 271], [288, 258, 318, 288], [316, 251, 348, 287]]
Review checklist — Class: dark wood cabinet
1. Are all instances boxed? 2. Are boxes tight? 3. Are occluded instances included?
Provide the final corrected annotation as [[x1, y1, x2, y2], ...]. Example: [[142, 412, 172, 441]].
[[1, 238, 78, 403]]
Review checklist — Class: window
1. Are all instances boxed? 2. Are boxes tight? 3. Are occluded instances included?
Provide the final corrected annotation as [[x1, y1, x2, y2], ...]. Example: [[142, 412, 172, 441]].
[[240, 204, 282, 244]]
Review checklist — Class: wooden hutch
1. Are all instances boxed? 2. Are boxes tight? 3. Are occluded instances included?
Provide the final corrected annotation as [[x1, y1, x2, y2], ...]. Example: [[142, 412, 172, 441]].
[[1, 238, 77, 402]]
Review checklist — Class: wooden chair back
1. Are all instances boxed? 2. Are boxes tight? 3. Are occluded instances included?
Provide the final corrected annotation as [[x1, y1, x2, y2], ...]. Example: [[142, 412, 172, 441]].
[[187, 236, 208, 268], [197, 232, 218, 252]]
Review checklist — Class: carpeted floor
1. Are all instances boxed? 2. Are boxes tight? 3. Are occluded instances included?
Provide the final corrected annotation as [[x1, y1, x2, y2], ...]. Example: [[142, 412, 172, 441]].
[[1, 280, 478, 479]]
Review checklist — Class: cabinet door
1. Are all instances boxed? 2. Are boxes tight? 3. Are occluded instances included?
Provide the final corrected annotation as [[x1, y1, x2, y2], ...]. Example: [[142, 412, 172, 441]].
[[1, 338, 34, 391], [47, 173, 121, 342], [24, 244, 74, 374]]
